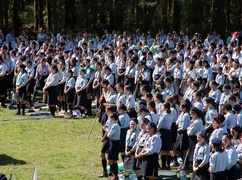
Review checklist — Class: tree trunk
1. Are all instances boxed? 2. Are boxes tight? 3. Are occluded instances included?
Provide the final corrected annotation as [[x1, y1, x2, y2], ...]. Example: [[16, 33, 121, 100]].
[[34, 0, 39, 31], [46, 0, 52, 31], [173, 0, 181, 32], [13, 0, 21, 32], [3, 0, 9, 30], [39, 0, 44, 29], [52, 0, 57, 33]]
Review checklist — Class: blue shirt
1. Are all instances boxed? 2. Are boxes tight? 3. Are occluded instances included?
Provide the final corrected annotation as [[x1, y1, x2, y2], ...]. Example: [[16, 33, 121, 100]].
[[0, 63, 7, 77], [45, 73, 60, 86], [176, 112, 190, 131], [193, 142, 210, 165], [209, 125, 228, 144], [224, 111, 237, 129], [205, 108, 218, 124], [134, 130, 149, 148], [16, 71, 28, 86], [125, 94, 135, 109], [225, 145, 238, 170], [157, 112, 173, 131], [119, 113, 131, 129], [107, 121, 120, 140], [106, 91, 117, 104], [65, 77, 75, 88], [75, 75, 88, 90], [187, 118, 204, 136], [125, 128, 139, 147], [209, 151, 228, 173], [142, 134, 162, 155], [208, 88, 221, 104]]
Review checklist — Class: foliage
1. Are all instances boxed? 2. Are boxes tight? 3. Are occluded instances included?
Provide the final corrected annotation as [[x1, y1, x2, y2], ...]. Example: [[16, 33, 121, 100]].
[[0, 0, 241, 38]]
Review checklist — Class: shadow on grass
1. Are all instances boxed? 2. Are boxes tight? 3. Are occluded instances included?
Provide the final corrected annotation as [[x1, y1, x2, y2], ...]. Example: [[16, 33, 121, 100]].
[[0, 154, 27, 166]]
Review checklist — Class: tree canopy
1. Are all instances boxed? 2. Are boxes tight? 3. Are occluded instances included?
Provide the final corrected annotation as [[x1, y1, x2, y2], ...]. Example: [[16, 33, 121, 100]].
[[1, 0, 241, 37]]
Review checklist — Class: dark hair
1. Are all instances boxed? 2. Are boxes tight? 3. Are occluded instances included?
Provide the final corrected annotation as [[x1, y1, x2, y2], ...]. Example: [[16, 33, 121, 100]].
[[148, 101, 156, 114], [197, 131, 207, 140], [231, 125, 242, 139], [141, 118, 150, 124], [124, 85, 132, 92], [164, 77, 172, 84], [154, 92, 163, 102], [222, 133, 233, 141], [147, 122, 157, 133], [145, 93, 152, 100], [51, 64, 58, 73], [228, 95, 236, 102], [110, 112, 119, 121], [212, 142, 224, 153], [181, 102, 190, 112], [130, 118, 138, 124], [163, 102, 171, 114]]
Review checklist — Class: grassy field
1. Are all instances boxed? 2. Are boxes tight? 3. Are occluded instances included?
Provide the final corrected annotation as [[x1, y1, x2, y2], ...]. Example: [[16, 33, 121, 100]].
[[0, 107, 105, 179]]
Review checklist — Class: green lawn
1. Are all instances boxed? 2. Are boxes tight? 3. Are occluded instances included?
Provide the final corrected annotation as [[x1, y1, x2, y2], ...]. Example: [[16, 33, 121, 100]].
[[0, 107, 104, 179]]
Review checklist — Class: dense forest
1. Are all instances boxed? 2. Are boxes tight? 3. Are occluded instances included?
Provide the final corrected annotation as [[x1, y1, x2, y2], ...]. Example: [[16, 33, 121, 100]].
[[0, 0, 241, 38]]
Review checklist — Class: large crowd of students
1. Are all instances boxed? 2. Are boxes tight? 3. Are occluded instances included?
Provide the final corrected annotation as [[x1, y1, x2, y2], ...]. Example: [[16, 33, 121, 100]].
[[0, 27, 242, 180]]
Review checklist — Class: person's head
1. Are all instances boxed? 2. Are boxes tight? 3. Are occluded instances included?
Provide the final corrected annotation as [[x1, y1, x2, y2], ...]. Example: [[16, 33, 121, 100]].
[[147, 101, 156, 113], [116, 82, 124, 93], [50, 64, 58, 73], [209, 80, 218, 89], [211, 138, 224, 152], [103, 65, 111, 74], [190, 107, 201, 120], [79, 68, 86, 76], [212, 113, 225, 129], [124, 85, 132, 94], [108, 84, 115, 92], [109, 112, 119, 123], [222, 84, 231, 93], [205, 97, 215, 108], [105, 106, 114, 116], [144, 93, 153, 102], [140, 85, 149, 95], [130, 118, 138, 130], [154, 92, 163, 103], [163, 77, 172, 87], [139, 106, 148, 116], [101, 79, 109, 88], [146, 122, 157, 135], [140, 118, 150, 130], [232, 103, 241, 114], [162, 102, 171, 114], [197, 131, 206, 143], [67, 70, 73, 77], [166, 95, 175, 106], [230, 125, 241, 139], [193, 91, 202, 102], [222, 133, 233, 147], [117, 104, 127, 114], [222, 103, 232, 113], [19, 64, 26, 72], [228, 95, 237, 105], [180, 102, 190, 113]]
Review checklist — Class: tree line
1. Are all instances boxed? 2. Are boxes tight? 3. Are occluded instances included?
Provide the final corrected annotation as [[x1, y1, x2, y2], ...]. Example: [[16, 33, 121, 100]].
[[0, 0, 241, 38]]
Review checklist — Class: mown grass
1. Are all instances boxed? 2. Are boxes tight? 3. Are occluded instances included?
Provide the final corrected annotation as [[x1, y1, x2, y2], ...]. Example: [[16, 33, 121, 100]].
[[0, 107, 104, 179]]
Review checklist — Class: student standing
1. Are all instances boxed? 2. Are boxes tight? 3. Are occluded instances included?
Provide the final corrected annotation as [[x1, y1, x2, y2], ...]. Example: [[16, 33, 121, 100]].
[[136, 122, 161, 180], [15, 64, 28, 115], [123, 118, 139, 179], [64, 70, 75, 117], [192, 132, 210, 180], [222, 134, 239, 180], [209, 138, 228, 180], [157, 102, 173, 169], [74, 68, 88, 118], [0, 56, 7, 107], [117, 104, 131, 162], [103, 112, 121, 180], [43, 65, 60, 117]]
